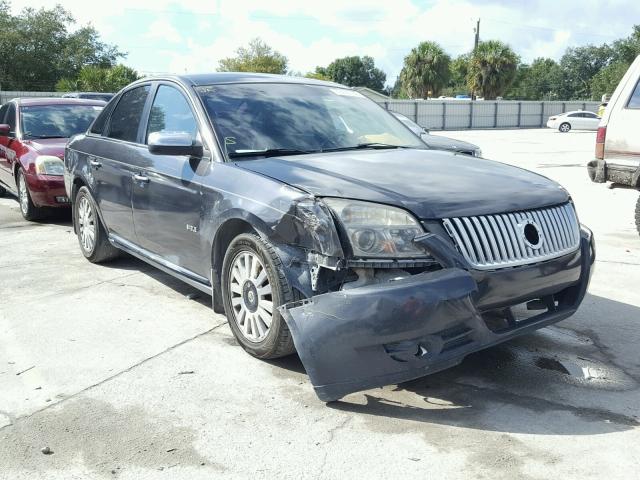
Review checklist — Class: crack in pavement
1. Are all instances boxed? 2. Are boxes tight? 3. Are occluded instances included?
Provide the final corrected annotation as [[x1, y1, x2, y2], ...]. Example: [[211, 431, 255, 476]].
[[0, 322, 228, 433]]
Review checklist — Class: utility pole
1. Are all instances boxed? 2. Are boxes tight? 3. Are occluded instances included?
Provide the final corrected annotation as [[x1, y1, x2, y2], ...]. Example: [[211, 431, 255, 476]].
[[472, 18, 480, 101]]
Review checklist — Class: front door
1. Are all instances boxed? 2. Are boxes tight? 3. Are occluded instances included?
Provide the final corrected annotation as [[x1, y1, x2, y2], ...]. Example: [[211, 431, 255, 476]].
[[131, 84, 207, 277], [92, 85, 152, 242], [0, 103, 19, 190]]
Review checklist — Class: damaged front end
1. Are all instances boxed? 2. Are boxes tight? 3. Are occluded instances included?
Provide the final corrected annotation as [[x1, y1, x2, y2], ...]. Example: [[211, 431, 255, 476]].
[[279, 221, 595, 402]]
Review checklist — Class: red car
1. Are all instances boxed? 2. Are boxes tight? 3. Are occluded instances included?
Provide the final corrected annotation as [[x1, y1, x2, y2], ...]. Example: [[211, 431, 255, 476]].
[[0, 97, 105, 220]]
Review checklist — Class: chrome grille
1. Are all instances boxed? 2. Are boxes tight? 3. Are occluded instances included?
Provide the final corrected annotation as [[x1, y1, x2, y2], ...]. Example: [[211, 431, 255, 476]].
[[442, 203, 580, 270]]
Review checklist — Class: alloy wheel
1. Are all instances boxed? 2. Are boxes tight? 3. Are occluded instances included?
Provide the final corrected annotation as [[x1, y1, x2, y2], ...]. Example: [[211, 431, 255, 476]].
[[229, 251, 274, 342], [77, 196, 96, 253], [18, 173, 29, 214]]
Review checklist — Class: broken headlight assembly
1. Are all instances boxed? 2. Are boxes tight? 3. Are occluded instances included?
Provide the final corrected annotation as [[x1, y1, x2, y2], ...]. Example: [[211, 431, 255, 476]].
[[323, 198, 426, 258]]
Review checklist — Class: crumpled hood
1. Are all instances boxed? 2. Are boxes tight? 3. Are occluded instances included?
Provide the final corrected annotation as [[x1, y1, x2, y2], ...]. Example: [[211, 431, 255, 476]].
[[236, 148, 569, 219], [24, 138, 67, 158], [421, 133, 479, 154]]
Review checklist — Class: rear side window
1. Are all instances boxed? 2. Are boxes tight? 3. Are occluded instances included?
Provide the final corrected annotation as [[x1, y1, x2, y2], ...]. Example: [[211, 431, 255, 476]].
[[107, 86, 150, 142], [90, 100, 116, 135], [627, 79, 640, 109], [146, 85, 198, 142]]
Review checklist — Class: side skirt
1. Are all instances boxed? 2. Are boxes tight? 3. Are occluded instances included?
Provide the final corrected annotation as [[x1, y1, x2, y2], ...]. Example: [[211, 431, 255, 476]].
[[109, 234, 213, 295]]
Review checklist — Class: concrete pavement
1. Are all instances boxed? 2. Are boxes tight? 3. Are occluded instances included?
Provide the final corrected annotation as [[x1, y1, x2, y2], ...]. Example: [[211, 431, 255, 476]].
[[0, 128, 638, 479]]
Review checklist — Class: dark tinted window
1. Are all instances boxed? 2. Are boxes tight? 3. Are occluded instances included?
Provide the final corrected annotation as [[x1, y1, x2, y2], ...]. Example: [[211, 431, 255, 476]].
[[146, 85, 197, 142], [90, 100, 116, 135], [568, 113, 580, 117], [0, 104, 8, 123], [627, 79, 640, 108], [21, 104, 103, 139], [107, 86, 150, 142], [6, 104, 16, 134]]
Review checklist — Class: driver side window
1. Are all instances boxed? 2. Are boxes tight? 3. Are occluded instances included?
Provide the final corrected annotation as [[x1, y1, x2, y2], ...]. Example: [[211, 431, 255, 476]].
[[146, 85, 198, 143], [6, 104, 16, 136]]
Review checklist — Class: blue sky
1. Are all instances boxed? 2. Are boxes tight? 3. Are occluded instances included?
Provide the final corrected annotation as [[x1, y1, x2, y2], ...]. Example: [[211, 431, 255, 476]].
[[12, 0, 640, 85]]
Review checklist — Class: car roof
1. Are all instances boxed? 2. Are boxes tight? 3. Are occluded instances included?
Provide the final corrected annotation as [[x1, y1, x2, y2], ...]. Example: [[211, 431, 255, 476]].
[[563, 110, 593, 115], [11, 97, 106, 106], [136, 72, 345, 89]]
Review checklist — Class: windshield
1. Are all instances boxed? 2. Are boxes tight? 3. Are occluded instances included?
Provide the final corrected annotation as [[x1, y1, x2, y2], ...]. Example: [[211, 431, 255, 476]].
[[20, 104, 104, 139], [195, 83, 425, 157]]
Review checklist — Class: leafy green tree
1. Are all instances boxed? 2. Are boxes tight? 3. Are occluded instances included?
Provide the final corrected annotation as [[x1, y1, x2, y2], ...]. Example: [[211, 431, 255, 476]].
[[444, 53, 471, 96], [611, 25, 640, 64], [305, 67, 331, 81], [506, 58, 563, 100], [590, 62, 630, 100], [323, 56, 386, 92], [218, 38, 288, 74], [0, 2, 123, 91], [558, 45, 613, 99], [56, 64, 140, 92], [399, 41, 450, 98], [467, 40, 520, 100]]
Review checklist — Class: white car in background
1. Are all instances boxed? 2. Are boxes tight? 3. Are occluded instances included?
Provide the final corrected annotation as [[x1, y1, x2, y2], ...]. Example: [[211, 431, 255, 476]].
[[547, 110, 601, 132]]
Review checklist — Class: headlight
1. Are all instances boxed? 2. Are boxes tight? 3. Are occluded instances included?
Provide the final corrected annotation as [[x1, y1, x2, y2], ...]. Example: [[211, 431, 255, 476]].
[[35, 155, 64, 176], [474, 149, 482, 157], [323, 198, 426, 258]]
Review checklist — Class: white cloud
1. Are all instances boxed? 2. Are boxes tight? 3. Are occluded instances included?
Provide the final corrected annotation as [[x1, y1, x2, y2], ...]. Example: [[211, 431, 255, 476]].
[[9, 0, 640, 85], [145, 19, 182, 44]]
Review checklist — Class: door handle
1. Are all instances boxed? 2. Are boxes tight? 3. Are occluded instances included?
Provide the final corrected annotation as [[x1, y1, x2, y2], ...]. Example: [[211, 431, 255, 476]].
[[89, 159, 102, 168], [133, 174, 149, 183]]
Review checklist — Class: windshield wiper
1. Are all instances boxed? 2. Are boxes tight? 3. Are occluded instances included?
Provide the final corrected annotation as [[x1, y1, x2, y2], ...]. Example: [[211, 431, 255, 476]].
[[228, 148, 317, 159], [24, 133, 66, 139], [321, 143, 412, 153]]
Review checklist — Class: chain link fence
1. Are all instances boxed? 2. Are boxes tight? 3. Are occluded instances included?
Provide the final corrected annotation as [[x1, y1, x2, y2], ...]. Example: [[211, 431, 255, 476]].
[[378, 100, 601, 130]]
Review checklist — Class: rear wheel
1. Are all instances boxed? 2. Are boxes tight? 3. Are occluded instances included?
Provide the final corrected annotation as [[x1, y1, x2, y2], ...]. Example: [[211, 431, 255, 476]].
[[635, 194, 640, 238], [559, 122, 571, 133], [74, 186, 119, 263], [17, 169, 44, 221], [221, 233, 296, 359]]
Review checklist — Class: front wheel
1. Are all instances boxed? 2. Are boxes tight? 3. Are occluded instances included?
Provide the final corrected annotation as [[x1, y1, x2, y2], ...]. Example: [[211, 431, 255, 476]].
[[221, 233, 296, 359], [559, 122, 571, 133], [17, 169, 44, 221], [74, 186, 119, 263]]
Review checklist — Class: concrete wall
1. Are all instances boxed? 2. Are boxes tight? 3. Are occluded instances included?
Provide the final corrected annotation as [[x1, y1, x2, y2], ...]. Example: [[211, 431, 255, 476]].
[[378, 100, 601, 131]]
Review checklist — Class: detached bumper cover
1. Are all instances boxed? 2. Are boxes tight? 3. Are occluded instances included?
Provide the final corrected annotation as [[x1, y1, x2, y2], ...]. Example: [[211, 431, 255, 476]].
[[280, 227, 595, 402]]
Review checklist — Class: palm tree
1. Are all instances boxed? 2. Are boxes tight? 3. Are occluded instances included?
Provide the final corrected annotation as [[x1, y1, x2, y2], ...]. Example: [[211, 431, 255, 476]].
[[400, 41, 451, 98], [467, 40, 520, 99]]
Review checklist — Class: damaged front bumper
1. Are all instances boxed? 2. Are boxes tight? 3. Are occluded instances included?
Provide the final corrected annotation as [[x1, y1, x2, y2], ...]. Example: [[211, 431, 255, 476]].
[[279, 227, 595, 402]]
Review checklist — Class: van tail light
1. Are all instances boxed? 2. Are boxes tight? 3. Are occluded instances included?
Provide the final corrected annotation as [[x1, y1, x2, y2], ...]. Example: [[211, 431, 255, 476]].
[[595, 126, 606, 159]]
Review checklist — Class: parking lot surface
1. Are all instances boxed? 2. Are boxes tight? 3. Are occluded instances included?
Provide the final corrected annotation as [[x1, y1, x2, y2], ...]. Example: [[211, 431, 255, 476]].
[[1, 128, 639, 479]]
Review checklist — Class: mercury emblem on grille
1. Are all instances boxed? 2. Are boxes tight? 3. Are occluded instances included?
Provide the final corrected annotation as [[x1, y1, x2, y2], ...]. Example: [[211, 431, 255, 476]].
[[521, 219, 544, 249]]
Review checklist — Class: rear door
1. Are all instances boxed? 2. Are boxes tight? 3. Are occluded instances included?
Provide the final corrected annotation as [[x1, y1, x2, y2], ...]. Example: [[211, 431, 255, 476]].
[[89, 84, 152, 242], [131, 83, 208, 277]]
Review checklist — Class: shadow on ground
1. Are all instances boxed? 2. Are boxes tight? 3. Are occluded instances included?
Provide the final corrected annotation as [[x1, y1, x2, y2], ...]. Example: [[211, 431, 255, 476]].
[[269, 293, 640, 436]]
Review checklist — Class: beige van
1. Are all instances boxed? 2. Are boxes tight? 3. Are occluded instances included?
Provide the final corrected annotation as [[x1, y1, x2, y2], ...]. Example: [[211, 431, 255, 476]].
[[588, 54, 640, 235]]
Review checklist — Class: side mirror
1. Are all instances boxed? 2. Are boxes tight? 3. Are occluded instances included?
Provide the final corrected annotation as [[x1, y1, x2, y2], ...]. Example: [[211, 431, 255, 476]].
[[423, 127, 430, 134], [148, 131, 203, 157], [0, 124, 10, 136]]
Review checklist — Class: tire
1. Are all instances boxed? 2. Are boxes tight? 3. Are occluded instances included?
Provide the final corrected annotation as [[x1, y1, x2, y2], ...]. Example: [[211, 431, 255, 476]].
[[559, 122, 571, 133], [635, 194, 640, 238], [74, 186, 119, 263], [17, 169, 45, 221], [221, 233, 296, 359]]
